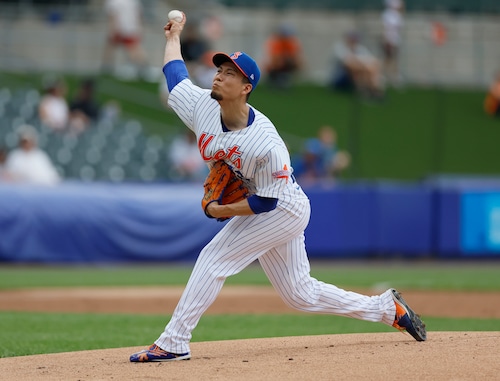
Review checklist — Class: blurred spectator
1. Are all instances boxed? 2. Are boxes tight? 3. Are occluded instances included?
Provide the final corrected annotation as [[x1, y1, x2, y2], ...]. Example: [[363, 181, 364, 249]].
[[69, 78, 100, 134], [431, 21, 448, 46], [181, 23, 211, 79], [4, 125, 61, 186], [0, 146, 13, 181], [381, 0, 405, 87], [330, 31, 384, 99], [484, 70, 500, 117], [38, 77, 69, 131], [292, 125, 350, 185], [102, 0, 150, 79], [191, 51, 218, 89], [168, 130, 207, 182], [101, 99, 122, 123], [263, 24, 304, 89]]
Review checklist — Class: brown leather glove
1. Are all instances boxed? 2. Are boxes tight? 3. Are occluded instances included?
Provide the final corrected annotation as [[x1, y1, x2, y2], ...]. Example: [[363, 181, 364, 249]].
[[201, 161, 249, 221]]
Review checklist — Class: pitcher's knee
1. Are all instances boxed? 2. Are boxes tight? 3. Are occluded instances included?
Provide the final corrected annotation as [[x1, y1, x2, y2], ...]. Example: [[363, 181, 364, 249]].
[[281, 289, 319, 311]]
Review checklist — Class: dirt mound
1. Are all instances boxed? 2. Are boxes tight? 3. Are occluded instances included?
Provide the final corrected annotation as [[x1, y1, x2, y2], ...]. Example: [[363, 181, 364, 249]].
[[0, 332, 498, 380]]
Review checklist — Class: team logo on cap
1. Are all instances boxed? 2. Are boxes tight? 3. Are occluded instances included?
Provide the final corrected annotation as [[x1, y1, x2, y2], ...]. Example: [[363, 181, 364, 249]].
[[230, 52, 243, 59]]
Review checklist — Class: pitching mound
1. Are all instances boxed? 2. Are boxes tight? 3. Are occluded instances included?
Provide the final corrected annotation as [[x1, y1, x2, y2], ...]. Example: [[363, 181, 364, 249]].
[[0, 332, 498, 380]]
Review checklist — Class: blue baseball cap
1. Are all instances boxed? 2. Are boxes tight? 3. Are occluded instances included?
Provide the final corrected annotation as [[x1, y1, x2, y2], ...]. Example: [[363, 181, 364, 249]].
[[212, 51, 261, 90]]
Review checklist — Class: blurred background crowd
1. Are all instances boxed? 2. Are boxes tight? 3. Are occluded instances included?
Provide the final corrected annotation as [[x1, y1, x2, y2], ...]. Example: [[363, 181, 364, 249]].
[[1, 0, 499, 186]]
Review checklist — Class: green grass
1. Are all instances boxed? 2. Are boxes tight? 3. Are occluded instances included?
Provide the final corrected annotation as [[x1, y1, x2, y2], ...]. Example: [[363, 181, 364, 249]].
[[0, 311, 498, 358], [0, 263, 499, 358], [1, 262, 499, 291], [2, 70, 500, 180]]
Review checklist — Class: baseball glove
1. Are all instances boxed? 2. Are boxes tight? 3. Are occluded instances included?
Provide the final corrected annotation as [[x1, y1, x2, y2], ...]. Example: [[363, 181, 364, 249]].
[[201, 160, 249, 221]]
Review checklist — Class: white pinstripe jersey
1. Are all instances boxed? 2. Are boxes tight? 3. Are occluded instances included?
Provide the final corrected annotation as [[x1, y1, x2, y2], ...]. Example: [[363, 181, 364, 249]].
[[168, 78, 309, 212]]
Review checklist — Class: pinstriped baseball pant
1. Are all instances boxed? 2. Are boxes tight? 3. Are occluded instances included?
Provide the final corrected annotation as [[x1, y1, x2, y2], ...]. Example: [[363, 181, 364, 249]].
[[156, 199, 396, 354]]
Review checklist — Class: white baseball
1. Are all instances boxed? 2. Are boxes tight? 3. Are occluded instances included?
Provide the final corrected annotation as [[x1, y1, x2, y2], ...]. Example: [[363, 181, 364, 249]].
[[168, 10, 183, 23]]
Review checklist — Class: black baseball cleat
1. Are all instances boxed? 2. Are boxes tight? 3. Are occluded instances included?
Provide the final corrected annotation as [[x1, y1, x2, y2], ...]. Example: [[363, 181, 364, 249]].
[[391, 288, 427, 341]]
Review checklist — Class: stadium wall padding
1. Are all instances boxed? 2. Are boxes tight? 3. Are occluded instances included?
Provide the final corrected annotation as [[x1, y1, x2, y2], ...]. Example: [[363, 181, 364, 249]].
[[0, 179, 499, 263]]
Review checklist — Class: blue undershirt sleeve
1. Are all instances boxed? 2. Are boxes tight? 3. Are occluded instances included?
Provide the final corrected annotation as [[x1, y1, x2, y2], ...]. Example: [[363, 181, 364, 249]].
[[247, 195, 278, 214], [163, 60, 189, 92]]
